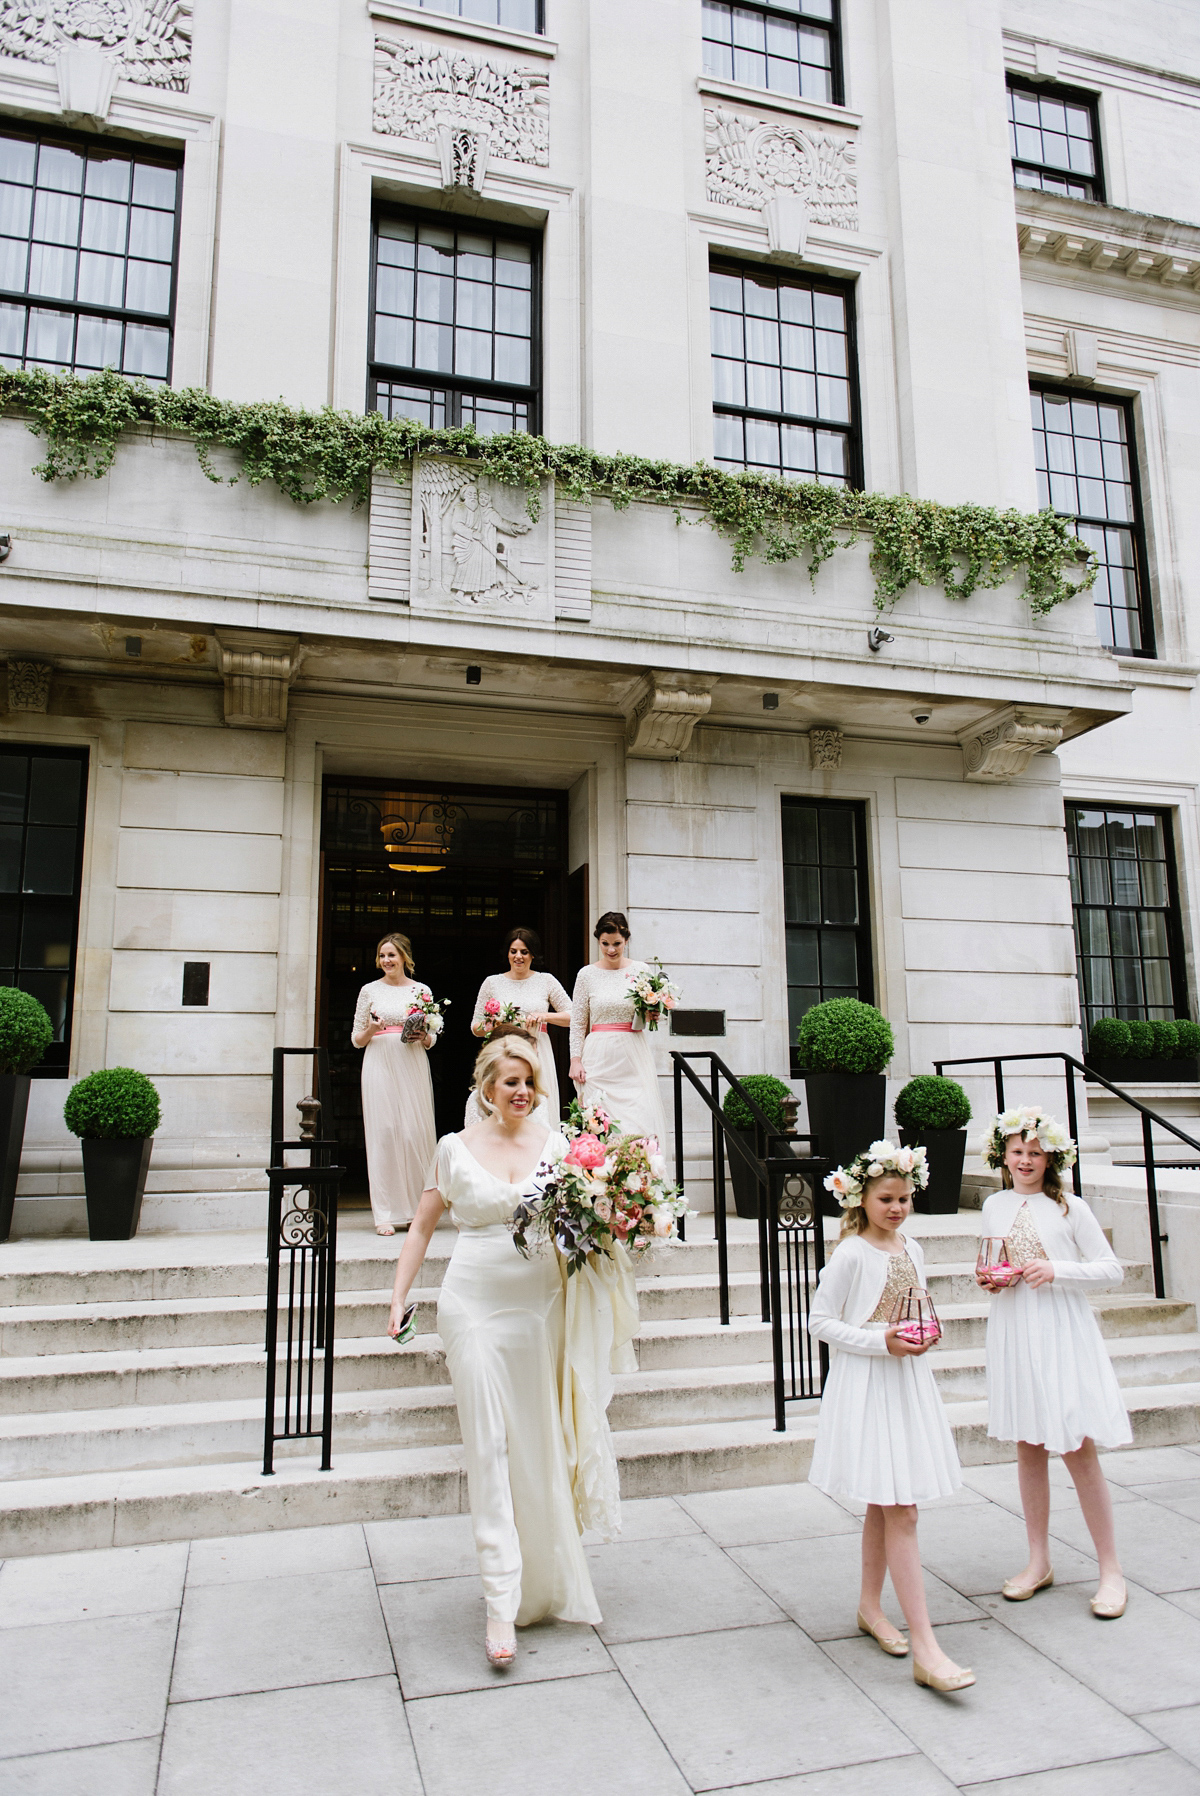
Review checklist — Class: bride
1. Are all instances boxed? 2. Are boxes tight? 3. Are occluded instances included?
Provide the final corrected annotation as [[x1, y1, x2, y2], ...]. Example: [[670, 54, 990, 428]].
[[387, 1034, 637, 1668]]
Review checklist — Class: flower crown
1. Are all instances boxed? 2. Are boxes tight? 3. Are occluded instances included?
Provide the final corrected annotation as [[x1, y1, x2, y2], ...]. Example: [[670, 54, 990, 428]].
[[983, 1106, 1077, 1171], [823, 1139, 929, 1210]]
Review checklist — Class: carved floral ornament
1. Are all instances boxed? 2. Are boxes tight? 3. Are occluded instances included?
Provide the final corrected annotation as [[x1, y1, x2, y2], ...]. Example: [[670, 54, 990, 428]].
[[373, 36, 548, 192], [0, 1, 192, 91], [704, 106, 857, 255]]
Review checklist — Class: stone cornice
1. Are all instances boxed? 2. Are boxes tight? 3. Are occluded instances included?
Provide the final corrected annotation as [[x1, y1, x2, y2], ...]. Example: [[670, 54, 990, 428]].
[[368, 1, 555, 59], [1016, 191, 1200, 297], [696, 76, 861, 132]]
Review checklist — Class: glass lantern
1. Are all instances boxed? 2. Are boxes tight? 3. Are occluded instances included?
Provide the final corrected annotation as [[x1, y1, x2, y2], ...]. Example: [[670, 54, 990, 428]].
[[977, 1236, 1019, 1288], [889, 1285, 941, 1345]]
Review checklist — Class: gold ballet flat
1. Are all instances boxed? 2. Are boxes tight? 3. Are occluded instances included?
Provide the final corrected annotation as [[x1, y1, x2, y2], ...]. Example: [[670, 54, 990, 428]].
[[1091, 1583, 1127, 1620], [856, 1609, 909, 1656], [1002, 1568, 1054, 1601], [914, 1659, 976, 1693]]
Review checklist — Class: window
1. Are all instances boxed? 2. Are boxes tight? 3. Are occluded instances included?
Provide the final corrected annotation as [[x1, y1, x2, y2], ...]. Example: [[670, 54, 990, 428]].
[[0, 747, 88, 1075], [1031, 387, 1151, 655], [781, 798, 873, 1074], [703, 0, 842, 105], [1067, 805, 1187, 1037], [407, 0, 542, 28], [369, 212, 538, 434], [711, 263, 858, 484], [0, 124, 180, 381], [1007, 79, 1103, 202]]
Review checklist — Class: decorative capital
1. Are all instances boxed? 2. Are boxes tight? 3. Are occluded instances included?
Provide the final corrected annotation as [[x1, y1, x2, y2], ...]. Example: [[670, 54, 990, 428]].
[[809, 727, 843, 770], [958, 705, 1068, 783], [7, 660, 52, 714], [624, 675, 714, 760], [215, 631, 300, 732]]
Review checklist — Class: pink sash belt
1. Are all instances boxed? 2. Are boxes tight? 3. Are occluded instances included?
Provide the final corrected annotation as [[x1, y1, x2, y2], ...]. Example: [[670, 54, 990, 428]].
[[592, 1023, 633, 1033], [375, 1025, 408, 1034]]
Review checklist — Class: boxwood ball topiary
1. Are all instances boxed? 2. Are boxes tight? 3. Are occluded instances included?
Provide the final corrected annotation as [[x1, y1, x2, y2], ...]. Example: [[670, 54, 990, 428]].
[[795, 999, 894, 1076], [722, 1075, 794, 1133], [0, 986, 53, 1075], [1126, 1020, 1155, 1060], [894, 1075, 971, 1133], [64, 1067, 161, 1140], [1176, 1020, 1200, 1059], [1087, 1017, 1132, 1059], [1149, 1019, 1180, 1059]]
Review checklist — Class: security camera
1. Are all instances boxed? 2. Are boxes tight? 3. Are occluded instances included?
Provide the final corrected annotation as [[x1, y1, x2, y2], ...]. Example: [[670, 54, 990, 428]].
[[911, 707, 933, 725]]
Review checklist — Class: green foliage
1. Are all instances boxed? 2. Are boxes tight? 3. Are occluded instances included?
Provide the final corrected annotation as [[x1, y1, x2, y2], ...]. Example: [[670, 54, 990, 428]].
[[894, 1075, 971, 1133], [64, 1067, 161, 1139], [1087, 1017, 1132, 1058], [0, 369, 1094, 617], [1149, 1019, 1180, 1059], [795, 999, 894, 1076], [1126, 1019, 1155, 1060], [0, 986, 53, 1075], [722, 1075, 795, 1133], [1176, 1021, 1200, 1059]]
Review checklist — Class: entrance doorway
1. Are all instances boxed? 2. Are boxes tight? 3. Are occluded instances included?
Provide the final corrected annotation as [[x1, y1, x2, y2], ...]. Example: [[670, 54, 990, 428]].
[[318, 778, 573, 1194]]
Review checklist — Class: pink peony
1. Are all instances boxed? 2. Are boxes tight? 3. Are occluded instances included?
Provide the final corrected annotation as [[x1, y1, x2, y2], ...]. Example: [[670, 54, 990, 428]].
[[565, 1133, 606, 1170], [484, 999, 501, 1016]]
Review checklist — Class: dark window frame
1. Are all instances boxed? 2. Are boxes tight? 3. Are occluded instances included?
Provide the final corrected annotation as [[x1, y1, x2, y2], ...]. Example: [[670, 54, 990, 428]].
[[702, 0, 845, 108], [367, 201, 542, 434], [781, 796, 874, 1077], [1066, 802, 1189, 1039], [1007, 76, 1105, 204], [407, 0, 545, 30], [1031, 380, 1154, 658], [0, 117, 183, 383], [0, 743, 89, 1077]]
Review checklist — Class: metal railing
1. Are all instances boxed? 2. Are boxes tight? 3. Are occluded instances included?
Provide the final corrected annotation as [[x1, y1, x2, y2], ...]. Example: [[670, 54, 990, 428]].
[[670, 1052, 830, 1427], [263, 1047, 345, 1476], [932, 1050, 1200, 1301]]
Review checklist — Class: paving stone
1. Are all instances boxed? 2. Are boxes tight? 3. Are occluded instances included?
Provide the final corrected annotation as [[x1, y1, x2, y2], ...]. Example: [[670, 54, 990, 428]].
[[0, 1737, 160, 1795], [186, 1522, 369, 1585], [586, 1533, 786, 1644], [1046, 1495, 1200, 1594], [977, 1579, 1200, 1712], [1127, 1481, 1200, 1519], [960, 1460, 1140, 1515], [677, 1480, 858, 1545], [0, 1540, 187, 1627], [1098, 1447, 1200, 1486], [960, 1748, 1200, 1793], [917, 1501, 1098, 1596], [0, 1611, 176, 1758], [730, 1531, 983, 1640], [1138, 1705, 1200, 1770], [157, 1675, 421, 1796], [365, 1512, 480, 1584], [379, 1574, 612, 1697], [697, 1752, 959, 1794], [588, 1495, 701, 1542]]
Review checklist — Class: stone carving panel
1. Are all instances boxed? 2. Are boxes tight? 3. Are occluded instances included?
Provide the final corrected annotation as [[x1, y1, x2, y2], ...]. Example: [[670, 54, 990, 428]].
[[373, 36, 549, 189], [0, 1, 193, 92], [410, 460, 551, 621], [7, 660, 51, 714], [809, 727, 843, 770], [704, 107, 857, 252], [958, 705, 1067, 784]]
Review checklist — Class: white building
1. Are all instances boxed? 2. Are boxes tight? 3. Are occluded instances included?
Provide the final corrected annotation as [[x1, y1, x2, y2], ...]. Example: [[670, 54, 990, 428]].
[[0, 0, 1195, 1234]]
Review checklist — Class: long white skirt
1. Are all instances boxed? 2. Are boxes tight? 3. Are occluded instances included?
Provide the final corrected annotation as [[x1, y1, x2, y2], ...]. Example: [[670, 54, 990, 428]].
[[360, 1034, 436, 1227], [578, 1029, 668, 1146], [987, 1281, 1132, 1454], [808, 1344, 962, 1506]]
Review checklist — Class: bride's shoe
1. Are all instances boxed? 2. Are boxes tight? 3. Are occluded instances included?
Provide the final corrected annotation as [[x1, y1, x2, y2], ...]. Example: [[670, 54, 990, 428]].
[[376, 1224, 396, 1237], [485, 1627, 517, 1669], [914, 1658, 975, 1692], [1002, 1567, 1054, 1601], [856, 1609, 909, 1655]]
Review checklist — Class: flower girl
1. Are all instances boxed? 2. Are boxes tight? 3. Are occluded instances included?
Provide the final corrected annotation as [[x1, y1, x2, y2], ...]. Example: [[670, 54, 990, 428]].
[[809, 1142, 974, 1692], [977, 1108, 1130, 1618]]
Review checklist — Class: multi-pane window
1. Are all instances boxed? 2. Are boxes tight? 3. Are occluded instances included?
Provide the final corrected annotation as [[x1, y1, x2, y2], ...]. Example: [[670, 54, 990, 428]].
[[370, 213, 537, 434], [711, 264, 857, 484], [1031, 388, 1150, 655], [0, 126, 180, 381], [781, 799, 873, 1073], [702, 0, 842, 105], [408, 0, 542, 29], [1067, 805, 1185, 1037], [1007, 80, 1102, 202], [0, 748, 88, 1075]]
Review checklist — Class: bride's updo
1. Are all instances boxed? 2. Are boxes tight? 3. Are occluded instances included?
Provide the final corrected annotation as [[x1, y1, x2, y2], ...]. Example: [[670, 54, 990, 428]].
[[472, 1034, 545, 1115]]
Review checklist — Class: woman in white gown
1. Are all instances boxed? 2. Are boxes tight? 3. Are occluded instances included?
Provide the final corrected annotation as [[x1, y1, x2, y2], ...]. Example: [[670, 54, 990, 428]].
[[471, 927, 572, 1120], [387, 1034, 638, 1668], [568, 911, 671, 1144], [351, 933, 437, 1236]]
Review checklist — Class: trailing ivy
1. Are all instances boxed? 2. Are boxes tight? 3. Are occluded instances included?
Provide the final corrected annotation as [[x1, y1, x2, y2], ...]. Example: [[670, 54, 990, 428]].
[[0, 367, 1093, 615]]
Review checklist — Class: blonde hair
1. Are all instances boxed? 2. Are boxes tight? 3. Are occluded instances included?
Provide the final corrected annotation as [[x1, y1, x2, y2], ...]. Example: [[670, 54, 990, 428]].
[[376, 933, 415, 976], [838, 1171, 916, 1240], [1001, 1154, 1068, 1212], [472, 1034, 545, 1114]]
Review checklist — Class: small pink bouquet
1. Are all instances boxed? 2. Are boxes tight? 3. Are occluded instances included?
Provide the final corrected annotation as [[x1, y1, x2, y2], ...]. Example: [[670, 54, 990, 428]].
[[400, 992, 449, 1043], [628, 959, 681, 1032], [480, 996, 527, 1038], [977, 1237, 1020, 1289]]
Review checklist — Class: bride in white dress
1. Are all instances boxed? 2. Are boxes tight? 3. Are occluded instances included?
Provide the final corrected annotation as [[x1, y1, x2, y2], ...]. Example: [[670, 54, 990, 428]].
[[387, 1034, 637, 1668], [470, 927, 572, 1120], [568, 911, 671, 1144]]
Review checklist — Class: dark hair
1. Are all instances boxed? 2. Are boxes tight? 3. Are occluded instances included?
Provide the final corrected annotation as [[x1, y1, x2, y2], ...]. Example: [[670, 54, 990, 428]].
[[594, 911, 631, 941], [484, 1021, 537, 1047], [505, 926, 541, 963]]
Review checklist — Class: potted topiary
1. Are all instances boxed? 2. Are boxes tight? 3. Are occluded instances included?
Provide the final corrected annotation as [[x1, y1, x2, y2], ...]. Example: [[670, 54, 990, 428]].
[[1086, 1016, 1200, 1084], [795, 999, 894, 1211], [0, 987, 53, 1242], [64, 1067, 161, 1240], [721, 1075, 797, 1219], [894, 1075, 972, 1215]]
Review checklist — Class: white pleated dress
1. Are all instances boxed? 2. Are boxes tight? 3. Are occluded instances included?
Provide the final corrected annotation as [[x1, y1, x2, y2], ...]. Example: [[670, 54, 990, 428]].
[[569, 962, 669, 1147], [470, 970, 572, 1120], [352, 979, 437, 1228], [808, 1234, 962, 1506], [980, 1189, 1132, 1454], [430, 1131, 639, 1627]]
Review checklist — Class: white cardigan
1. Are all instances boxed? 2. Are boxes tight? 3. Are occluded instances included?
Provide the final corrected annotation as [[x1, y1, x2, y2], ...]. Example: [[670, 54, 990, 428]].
[[978, 1189, 1123, 1286], [808, 1233, 930, 1357]]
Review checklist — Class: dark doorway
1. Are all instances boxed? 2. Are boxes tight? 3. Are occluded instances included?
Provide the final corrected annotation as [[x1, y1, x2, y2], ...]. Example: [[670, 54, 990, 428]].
[[319, 778, 572, 1194]]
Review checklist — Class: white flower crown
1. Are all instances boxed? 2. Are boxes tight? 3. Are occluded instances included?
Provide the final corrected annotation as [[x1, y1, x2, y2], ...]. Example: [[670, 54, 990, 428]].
[[983, 1106, 1077, 1170], [823, 1138, 929, 1210]]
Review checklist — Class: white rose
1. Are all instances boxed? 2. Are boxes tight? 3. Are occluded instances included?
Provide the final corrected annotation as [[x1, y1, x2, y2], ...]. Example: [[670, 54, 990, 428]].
[[867, 1140, 892, 1160], [867, 1162, 884, 1179]]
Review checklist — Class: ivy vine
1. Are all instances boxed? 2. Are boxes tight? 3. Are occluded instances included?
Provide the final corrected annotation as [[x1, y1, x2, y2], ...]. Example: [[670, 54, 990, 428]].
[[0, 367, 1094, 615]]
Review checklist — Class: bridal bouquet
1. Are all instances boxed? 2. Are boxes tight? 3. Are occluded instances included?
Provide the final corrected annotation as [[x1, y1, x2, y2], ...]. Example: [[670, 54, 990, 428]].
[[628, 959, 681, 1032], [510, 1101, 689, 1274], [400, 992, 449, 1043], [480, 996, 527, 1037]]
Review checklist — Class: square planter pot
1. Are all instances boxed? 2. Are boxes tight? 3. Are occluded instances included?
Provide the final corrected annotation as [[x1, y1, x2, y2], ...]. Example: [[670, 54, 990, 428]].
[[0, 1073, 30, 1242], [1085, 1054, 1200, 1085], [803, 1072, 887, 1215], [899, 1126, 968, 1215], [82, 1137, 153, 1241], [724, 1126, 800, 1220]]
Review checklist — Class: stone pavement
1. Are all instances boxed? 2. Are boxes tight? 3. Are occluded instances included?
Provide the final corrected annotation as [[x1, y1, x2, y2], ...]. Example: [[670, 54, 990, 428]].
[[6, 1446, 1200, 1794]]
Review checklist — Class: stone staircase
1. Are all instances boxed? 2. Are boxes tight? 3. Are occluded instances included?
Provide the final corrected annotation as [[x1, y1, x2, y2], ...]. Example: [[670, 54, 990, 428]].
[[2, 1211, 1200, 1555]]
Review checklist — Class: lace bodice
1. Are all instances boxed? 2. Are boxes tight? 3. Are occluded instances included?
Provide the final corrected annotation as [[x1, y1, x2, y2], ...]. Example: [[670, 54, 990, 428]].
[[351, 978, 432, 1049], [472, 971, 572, 1034], [867, 1246, 920, 1324], [569, 961, 651, 1058], [429, 1129, 566, 1231]]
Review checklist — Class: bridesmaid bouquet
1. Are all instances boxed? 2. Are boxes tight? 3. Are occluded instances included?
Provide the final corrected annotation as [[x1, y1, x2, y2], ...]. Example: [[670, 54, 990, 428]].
[[627, 959, 681, 1032], [400, 993, 449, 1043], [480, 997, 527, 1037], [510, 1101, 689, 1274]]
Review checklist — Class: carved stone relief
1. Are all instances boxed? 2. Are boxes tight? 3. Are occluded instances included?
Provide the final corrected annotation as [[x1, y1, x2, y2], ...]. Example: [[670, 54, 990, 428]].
[[624, 675, 715, 761], [0, 2, 193, 106], [214, 631, 300, 732], [704, 106, 857, 252], [958, 705, 1068, 784], [7, 660, 51, 714], [373, 37, 549, 189], [809, 727, 843, 770], [410, 460, 551, 621]]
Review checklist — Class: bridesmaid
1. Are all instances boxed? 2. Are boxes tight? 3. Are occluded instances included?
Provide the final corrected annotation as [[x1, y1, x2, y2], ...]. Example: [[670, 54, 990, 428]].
[[471, 927, 572, 1120], [568, 911, 671, 1144], [351, 933, 437, 1237]]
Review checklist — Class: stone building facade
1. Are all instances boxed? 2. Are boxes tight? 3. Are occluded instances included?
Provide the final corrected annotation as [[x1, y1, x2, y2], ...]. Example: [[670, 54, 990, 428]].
[[0, 0, 1195, 1232]]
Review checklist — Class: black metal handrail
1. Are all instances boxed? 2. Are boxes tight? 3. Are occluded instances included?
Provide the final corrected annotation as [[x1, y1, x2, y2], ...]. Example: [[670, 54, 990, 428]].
[[932, 1050, 1198, 1300]]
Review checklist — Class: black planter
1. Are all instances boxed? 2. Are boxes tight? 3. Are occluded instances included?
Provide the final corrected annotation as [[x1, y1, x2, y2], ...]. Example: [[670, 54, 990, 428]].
[[0, 1073, 31, 1242], [1085, 1054, 1200, 1085], [724, 1126, 798, 1220], [900, 1126, 968, 1214], [803, 1072, 887, 1214], [82, 1137, 153, 1241]]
